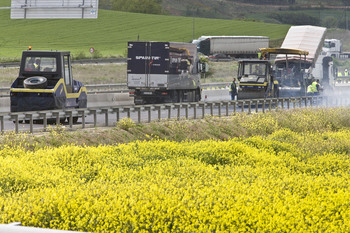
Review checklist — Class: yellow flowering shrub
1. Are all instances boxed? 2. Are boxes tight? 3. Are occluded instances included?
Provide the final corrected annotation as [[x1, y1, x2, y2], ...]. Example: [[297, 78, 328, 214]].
[[1, 131, 350, 232]]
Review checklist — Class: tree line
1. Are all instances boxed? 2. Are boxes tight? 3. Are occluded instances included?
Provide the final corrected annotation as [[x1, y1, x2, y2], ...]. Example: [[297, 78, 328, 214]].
[[229, 0, 296, 4], [99, 0, 163, 14]]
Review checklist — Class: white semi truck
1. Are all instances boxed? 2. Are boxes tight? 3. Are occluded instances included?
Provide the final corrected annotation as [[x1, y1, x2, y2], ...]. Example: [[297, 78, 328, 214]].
[[193, 36, 269, 58]]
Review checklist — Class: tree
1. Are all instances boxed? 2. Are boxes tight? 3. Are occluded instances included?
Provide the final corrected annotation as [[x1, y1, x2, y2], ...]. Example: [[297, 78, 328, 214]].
[[112, 0, 163, 14], [321, 16, 339, 29], [99, 0, 113, 9]]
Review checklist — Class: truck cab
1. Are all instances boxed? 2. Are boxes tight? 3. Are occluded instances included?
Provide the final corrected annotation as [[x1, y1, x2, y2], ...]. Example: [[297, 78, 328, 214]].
[[10, 51, 87, 121]]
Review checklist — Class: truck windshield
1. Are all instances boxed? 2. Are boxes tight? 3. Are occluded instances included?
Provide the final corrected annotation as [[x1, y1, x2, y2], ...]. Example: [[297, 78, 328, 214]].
[[244, 63, 266, 76], [24, 57, 57, 72]]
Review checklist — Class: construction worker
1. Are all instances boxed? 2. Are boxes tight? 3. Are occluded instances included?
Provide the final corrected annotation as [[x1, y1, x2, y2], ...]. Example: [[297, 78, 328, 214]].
[[33, 58, 41, 71], [229, 78, 237, 100], [307, 79, 318, 96], [312, 79, 319, 95], [345, 69, 349, 83], [337, 70, 343, 83]]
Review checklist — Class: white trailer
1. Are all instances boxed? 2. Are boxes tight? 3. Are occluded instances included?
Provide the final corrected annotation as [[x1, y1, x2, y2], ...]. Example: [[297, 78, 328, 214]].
[[275, 25, 334, 90], [195, 36, 269, 58], [278, 25, 327, 66]]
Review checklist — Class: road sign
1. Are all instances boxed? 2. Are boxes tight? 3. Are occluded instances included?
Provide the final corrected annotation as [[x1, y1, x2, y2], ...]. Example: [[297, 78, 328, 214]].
[[90, 47, 95, 54]]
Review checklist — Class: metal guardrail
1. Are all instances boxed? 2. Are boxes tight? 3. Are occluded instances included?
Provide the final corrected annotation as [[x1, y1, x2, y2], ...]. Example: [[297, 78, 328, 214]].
[[0, 83, 228, 97], [0, 58, 127, 68], [1, 95, 348, 134]]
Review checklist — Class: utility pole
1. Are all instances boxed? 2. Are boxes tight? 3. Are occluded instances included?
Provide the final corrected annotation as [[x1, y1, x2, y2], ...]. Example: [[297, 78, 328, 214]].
[[193, 10, 195, 41], [346, 10, 348, 30]]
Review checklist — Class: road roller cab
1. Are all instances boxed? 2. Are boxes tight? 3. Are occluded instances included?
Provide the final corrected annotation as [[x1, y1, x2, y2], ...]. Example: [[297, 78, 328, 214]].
[[10, 51, 87, 114]]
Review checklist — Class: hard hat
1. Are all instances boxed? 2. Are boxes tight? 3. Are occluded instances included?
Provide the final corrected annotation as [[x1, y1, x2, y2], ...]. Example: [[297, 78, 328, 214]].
[[346, 69, 348, 71]]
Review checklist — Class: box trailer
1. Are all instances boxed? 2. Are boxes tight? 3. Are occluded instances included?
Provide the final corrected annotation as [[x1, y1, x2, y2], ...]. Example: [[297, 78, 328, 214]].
[[194, 36, 269, 58]]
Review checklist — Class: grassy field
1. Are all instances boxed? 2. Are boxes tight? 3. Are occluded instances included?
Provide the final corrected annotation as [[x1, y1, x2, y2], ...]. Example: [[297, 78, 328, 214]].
[[0, 61, 238, 87], [0, 0, 289, 61]]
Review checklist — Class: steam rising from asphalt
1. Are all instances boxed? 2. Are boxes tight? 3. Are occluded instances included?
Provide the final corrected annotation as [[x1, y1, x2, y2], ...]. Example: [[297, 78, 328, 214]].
[[320, 83, 350, 107]]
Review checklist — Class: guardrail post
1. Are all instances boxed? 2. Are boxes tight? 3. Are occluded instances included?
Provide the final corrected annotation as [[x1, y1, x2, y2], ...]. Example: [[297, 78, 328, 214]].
[[101, 109, 109, 126], [281, 99, 284, 110], [217, 102, 221, 117], [24, 113, 33, 133], [269, 99, 272, 112], [154, 106, 161, 121], [248, 101, 251, 114], [224, 102, 229, 116], [12, 114, 19, 133], [89, 110, 97, 127], [274, 99, 279, 112], [233, 101, 236, 115], [0, 115, 3, 134], [262, 100, 265, 113], [199, 103, 205, 118], [165, 105, 172, 120], [209, 103, 214, 116], [175, 104, 181, 120], [53, 112, 60, 126], [310, 97, 313, 107], [304, 97, 307, 108], [39, 113, 47, 131], [184, 104, 189, 119], [144, 106, 152, 123], [134, 107, 141, 123], [65, 111, 73, 129], [78, 110, 85, 128], [126, 107, 131, 118], [191, 103, 197, 119], [113, 108, 120, 122]]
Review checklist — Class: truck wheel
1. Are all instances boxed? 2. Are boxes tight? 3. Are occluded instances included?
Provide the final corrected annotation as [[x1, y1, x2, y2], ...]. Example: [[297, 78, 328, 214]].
[[195, 89, 201, 102], [73, 117, 79, 124], [24, 76, 47, 89]]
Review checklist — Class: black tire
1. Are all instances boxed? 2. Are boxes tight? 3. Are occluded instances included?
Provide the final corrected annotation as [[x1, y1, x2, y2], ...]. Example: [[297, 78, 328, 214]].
[[73, 117, 79, 124], [23, 76, 47, 89], [60, 117, 66, 124]]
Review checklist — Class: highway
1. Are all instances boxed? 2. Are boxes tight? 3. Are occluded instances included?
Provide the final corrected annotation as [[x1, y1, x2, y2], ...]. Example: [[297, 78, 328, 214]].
[[0, 84, 349, 134]]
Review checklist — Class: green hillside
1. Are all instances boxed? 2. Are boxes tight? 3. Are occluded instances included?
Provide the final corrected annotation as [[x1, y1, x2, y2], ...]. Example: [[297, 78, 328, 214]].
[[0, 3, 289, 61]]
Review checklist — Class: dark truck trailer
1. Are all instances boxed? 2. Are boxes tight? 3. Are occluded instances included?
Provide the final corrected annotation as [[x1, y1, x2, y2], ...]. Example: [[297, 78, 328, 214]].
[[10, 51, 87, 123], [127, 41, 201, 105]]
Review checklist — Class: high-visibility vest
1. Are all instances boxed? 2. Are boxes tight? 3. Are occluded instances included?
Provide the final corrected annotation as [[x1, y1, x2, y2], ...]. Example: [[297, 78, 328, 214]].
[[345, 71, 349, 76], [307, 85, 313, 93], [229, 82, 236, 92], [338, 72, 343, 77]]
